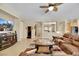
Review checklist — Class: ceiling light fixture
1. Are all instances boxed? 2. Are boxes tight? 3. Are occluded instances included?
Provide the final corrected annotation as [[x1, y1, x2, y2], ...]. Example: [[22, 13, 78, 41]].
[[48, 6, 54, 11]]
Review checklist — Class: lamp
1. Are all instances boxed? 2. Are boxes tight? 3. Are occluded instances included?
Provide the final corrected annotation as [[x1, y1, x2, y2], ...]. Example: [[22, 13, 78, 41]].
[[48, 6, 54, 11]]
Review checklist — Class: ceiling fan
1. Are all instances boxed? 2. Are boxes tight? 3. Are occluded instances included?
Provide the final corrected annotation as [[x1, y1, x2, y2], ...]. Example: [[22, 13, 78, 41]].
[[40, 3, 63, 13]]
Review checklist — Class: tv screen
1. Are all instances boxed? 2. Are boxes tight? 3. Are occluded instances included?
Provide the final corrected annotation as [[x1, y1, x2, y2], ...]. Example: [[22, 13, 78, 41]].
[[0, 18, 14, 31]]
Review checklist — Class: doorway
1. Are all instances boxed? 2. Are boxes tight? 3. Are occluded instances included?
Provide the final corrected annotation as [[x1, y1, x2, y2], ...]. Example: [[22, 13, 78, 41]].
[[27, 26, 32, 39]]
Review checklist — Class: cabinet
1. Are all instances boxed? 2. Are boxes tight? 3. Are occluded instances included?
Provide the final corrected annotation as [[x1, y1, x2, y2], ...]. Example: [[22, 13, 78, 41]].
[[0, 31, 17, 51]]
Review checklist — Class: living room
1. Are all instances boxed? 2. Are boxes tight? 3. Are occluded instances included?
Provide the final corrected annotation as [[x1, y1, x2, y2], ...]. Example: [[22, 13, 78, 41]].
[[0, 3, 79, 56]]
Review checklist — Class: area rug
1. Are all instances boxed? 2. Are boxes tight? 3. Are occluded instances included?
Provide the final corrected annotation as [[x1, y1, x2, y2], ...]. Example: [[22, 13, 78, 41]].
[[19, 45, 67, 56]]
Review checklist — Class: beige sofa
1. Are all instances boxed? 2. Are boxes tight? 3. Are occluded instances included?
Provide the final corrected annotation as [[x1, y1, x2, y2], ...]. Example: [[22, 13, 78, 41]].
[[55, 33, 79, 55], [59, 42, 79, 55]]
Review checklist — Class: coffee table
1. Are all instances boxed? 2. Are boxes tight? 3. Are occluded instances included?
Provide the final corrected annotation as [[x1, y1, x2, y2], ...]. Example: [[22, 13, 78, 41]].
[[35, 44, 53, 54], [34, 38, 53, 54]]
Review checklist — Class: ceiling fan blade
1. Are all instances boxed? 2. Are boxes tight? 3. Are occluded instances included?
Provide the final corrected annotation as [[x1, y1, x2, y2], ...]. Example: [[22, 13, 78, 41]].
[[45, 9, 49, 13], [40, 6, 48, 8], [48, 3, 54, 6], [53, 3, 63, 6], [53, 6, 58, 12]]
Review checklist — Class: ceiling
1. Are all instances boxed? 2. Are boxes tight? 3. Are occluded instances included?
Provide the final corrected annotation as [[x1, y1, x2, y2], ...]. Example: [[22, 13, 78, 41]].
[[1, 3, 79, 22]]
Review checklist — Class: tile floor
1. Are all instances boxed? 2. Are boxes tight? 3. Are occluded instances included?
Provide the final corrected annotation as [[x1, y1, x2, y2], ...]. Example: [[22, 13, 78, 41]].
[[0, 38, 68, 56], [0, 39, 34, 56]]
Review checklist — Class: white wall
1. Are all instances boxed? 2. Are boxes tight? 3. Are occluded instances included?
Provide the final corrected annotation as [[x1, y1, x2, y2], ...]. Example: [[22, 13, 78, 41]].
[[0, 9, 27, 41], [23, 21, 36, 39], [56, 21, 65, 34], [35, 21, 66, 40]]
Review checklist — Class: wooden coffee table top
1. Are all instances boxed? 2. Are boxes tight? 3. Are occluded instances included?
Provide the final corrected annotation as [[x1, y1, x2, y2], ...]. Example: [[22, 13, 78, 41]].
[[34, 38, 53, 45]]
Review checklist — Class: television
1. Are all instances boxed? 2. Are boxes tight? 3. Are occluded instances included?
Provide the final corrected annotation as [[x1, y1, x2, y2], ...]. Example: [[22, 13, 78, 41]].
[[0, 18, 14, 31]]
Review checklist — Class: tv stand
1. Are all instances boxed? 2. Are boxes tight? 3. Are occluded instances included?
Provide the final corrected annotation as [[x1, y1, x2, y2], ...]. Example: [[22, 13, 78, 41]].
[[0, 31, 17, 51]]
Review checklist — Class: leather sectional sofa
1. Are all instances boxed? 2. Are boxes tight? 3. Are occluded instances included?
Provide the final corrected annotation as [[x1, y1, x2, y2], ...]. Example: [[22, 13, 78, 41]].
[[55, 33, 79, 55]]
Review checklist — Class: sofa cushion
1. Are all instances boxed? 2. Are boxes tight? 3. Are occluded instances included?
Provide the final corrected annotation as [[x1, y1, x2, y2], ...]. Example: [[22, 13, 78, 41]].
[[72, 35, 79, 41], [72, 40, 79, 47], [60, 43, 79, 55], [63, 38, 73, 44], [63, 33, 72, 38]]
